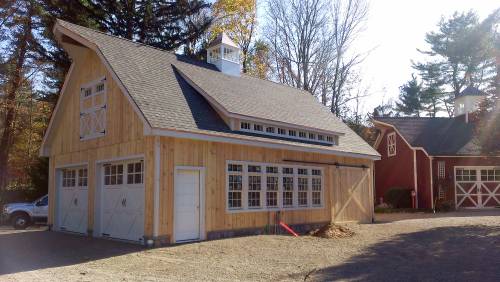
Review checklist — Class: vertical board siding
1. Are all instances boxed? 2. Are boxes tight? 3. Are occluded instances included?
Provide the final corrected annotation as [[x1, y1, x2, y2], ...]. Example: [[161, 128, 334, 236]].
[[46, 47, 149, 234], [159, 136, 374, 242]]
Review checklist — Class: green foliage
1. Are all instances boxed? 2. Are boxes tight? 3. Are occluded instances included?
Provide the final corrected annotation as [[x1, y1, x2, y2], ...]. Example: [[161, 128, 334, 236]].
[[395, 75, 423, 116], [413, 9, 499, 117], [384, 187, 412, 209]]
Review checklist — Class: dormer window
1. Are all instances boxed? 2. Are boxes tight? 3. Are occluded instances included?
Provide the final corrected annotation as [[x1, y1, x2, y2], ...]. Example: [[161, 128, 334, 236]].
[[235, 119, 337, 145], [241, 122, 250, 130]]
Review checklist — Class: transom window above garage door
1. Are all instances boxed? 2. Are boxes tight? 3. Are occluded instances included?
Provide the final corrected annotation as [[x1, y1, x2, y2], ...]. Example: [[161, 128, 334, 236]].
[[481, 169, 500, 181], [226, 161, 324, 212], [104, 160, 144, 186]]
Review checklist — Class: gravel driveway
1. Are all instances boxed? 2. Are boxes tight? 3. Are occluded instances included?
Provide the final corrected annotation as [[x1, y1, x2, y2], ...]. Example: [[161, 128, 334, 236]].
[[1, 210, 499, 281]]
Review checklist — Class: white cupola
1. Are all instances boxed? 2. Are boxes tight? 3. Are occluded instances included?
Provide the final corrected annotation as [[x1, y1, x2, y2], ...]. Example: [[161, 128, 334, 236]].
[[454, 85, 486, 117], [207, 33, 241, 77]]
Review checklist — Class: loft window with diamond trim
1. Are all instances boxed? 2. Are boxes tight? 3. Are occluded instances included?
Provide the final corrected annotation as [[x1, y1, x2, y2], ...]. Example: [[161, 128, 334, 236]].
[[80, 78, 107, 140]]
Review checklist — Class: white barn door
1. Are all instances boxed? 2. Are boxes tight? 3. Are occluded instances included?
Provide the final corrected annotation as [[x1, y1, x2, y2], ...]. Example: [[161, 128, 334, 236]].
[[455, 167, 500, 209]]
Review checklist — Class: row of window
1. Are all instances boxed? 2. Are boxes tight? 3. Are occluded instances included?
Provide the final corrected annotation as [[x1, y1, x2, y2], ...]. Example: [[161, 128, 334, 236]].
[[227, 162, 324, 211], [455, 168, 500, 182], [239, 121, 336, 144]]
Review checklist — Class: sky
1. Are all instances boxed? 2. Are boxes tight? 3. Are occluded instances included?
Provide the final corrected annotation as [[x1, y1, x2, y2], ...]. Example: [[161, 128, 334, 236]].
[[347, 0, 499, 115], [256, 0, 499, 116]]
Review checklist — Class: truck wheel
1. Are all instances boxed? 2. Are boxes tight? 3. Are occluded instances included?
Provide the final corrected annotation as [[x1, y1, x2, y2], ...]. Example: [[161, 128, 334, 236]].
[[12, 213, 30, 230]]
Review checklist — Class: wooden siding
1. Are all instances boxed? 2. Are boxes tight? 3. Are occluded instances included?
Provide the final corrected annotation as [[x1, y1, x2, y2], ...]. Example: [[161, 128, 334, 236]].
[[46, 46, 151, 235], [157, 137, 374, 242]]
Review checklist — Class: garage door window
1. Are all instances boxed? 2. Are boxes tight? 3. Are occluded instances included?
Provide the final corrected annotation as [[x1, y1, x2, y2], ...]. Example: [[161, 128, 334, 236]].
[[104, 164, 123, 185], [455, 169, 477, 181], [78, 168, 88, 187], [127, 162, 144, 184], [481, 169, 500, 181], [62, 170, 76, 187]]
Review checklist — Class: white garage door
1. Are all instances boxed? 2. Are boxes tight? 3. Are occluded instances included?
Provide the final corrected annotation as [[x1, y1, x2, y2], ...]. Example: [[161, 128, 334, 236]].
[[101, 160, 144, 242], [174, 169, 203, 242], [58, 167, 88, 234], [455, 167, 500, 209]]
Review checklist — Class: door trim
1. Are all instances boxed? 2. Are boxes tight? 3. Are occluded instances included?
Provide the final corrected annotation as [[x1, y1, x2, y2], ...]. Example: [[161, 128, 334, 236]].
[[173, 166, 206, 243]]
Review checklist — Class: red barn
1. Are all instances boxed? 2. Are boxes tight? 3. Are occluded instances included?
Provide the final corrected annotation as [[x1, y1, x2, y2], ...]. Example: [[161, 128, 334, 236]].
[[372, 86, 500, 210]]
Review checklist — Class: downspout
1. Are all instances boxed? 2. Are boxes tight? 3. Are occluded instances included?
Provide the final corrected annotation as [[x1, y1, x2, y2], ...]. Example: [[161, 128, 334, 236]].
[[413, 149, 419, 209]]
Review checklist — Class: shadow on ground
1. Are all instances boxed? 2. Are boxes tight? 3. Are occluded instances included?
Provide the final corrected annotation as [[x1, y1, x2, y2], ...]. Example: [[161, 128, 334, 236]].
[[307, 225, 500, 282], [375, 209, 500, 223], [0, 230, 142, 275]]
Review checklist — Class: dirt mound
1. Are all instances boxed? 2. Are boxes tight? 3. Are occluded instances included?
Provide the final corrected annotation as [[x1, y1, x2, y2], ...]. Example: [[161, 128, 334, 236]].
[[309, 223, 355, 239]]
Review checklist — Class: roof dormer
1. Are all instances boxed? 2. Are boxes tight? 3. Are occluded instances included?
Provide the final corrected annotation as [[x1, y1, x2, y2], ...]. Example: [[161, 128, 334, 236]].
[[207, 33, 240, 77]]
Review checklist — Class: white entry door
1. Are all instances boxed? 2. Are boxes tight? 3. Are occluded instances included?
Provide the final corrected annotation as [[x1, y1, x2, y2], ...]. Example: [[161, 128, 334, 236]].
[[174, 169, 203, 242], [101, 160, 144, 242], [58, 167, 88, 234]]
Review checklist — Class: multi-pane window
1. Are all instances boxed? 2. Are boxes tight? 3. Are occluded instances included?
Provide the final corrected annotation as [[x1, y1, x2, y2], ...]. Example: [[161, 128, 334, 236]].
[[387, 132, 396, 157], [309, 133, 316, 140], [127, 162, 144, 184], [299, 132, 307, 138], [438, 185, 445, 200], [480, 169, 500, 181], [317, 135, 325, 141], [266, 176, 279, 207], [104, 164, 124, 185], [326, 136, 334, 143], [266, 127, 275, 134], [455, 169, 477, 181], [278, 128, 287, 135], [438, 161, 446, 179], [228, 164, 243, 209], [288, 130, 297, 137], [241, 122, 251, 130], [298, 177, 308, 206], [80, 78, 106, 140], [226, 162, 323, 211], [78, 168, 88, 187], [254, 124, 263, 131], [62, 169, 76, 187], [312, 178, 322, 206], [248, 175, 261, 208]]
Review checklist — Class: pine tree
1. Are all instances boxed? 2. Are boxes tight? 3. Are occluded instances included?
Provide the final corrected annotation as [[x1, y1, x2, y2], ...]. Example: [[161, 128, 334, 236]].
[[395, 75, 423, 116]]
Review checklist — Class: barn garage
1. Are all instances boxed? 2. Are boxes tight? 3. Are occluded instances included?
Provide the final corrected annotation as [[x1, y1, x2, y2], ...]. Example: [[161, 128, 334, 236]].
[[57, 166, 88, 234], [41, 20, 380, 246]]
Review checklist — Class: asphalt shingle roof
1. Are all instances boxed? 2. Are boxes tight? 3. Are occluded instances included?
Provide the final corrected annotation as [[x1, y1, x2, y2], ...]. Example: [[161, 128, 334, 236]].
[[56, 20, 379, 158], [374, 117, 481, 156]]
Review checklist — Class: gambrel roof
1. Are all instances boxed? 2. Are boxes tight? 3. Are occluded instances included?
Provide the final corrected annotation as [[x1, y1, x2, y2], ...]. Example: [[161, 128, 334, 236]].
[[42, 20, 379, 159], [373, 117, 481, 156]]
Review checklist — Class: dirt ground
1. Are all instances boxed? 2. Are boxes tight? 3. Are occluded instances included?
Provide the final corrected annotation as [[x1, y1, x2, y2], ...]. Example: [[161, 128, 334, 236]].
[[1, 210, 499, 281]]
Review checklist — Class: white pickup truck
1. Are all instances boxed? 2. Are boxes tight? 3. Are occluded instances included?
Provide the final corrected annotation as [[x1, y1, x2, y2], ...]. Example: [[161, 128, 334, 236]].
[[2, 195, 48, 229]]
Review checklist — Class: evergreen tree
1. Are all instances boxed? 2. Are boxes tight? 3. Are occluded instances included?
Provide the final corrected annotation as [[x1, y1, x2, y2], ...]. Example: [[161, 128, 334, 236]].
[[414, 10, 499, 116], [395, 75, 423, 116]]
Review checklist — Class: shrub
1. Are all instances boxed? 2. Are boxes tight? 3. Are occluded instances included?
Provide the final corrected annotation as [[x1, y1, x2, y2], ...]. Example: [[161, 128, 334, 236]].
[[384, 187, 412, 208], [435, 200, 455, 212]]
